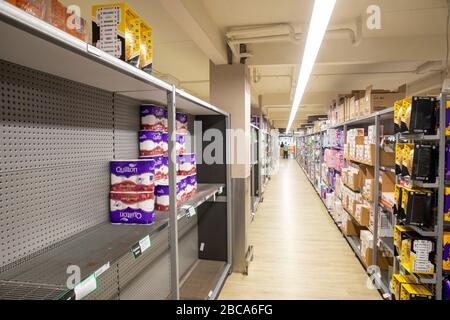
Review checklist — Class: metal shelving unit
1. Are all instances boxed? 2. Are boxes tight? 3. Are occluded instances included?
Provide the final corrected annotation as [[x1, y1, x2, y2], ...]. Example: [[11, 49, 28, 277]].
[[392, 94, 447, 300], [295, 108, 396, 300], [0, 1, 232, 300]]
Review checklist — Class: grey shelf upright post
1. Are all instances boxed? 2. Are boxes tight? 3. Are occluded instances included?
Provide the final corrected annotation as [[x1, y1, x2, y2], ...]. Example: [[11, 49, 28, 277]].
[[436, 93, 446, 300], [167, 85, 180, 300], [373, 114, 381, 267]]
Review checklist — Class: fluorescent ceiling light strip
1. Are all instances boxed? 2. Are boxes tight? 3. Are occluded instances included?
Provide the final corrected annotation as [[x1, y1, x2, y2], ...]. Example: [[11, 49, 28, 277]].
[[286, 0, 336, 132]]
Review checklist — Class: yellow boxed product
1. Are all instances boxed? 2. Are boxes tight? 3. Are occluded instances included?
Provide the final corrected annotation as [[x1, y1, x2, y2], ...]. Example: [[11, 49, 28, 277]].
[[400, 283, 433, 300], [444, 232, 450, 271], [401, 238, 411, 264], [401, 237, 435, 275], [391, 274, 418, 300], [446, 187, 450, 222], [92, 3, 143, 68], [139, 20, 153, 74], [394, 99, 404, 133], [395, 144, 404, 174], [447, 100, 450, 136], [401, 143, 415, 176], [394, 224, 412, 249]]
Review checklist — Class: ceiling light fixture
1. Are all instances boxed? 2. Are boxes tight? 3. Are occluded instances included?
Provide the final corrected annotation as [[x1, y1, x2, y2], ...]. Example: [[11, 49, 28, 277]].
[[286, 0, 336, 132]]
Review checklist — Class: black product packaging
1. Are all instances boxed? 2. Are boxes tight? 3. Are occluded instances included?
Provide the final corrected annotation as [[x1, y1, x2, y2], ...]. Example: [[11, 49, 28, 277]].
[[406, 96, 438, 135], [411, 144, 438, 183], [405, 190, 436, 229], [394, 186, 406, 222]]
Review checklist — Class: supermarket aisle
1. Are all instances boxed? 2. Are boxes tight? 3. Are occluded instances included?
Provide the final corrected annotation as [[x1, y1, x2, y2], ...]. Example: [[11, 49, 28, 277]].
[[219, 159, 381, 300]]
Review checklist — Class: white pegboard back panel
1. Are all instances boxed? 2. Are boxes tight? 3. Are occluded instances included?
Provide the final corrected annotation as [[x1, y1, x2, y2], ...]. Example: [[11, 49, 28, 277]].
[[113, 94, 140, 160], [0, 60, 113, 173], [0, 60, 140, 268]]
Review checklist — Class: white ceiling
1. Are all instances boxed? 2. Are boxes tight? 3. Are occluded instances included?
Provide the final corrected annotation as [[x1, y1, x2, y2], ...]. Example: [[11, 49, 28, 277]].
[[66, 0, 449, 128]]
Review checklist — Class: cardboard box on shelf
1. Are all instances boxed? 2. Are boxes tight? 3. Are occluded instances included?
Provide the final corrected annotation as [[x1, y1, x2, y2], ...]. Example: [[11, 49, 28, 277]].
[[347, 169, 363, 191], [361, 85, 405, 116], [381, 171, 395, 193], [342, 211, 362, 236], [355, 203, 370, 227], [363, 144, 395, 167], [364, 247, 391, 269], [362, 167, 375, 202], [344, 96, 351, 121], [15, 0, 46, 19], [336, 103, 345, 124]]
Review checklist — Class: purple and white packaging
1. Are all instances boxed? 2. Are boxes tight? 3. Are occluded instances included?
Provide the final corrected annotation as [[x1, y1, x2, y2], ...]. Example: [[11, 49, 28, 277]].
[[110, 191, 155, 224], [177, 153, 196, 176], [139, 156, 163, 181], [184, 175, 197, 199], [176, 134, 186, 154], [155, 178, 184, 211], [176, 112, 189, 133], [111, 160, 155, 192], [139, 130, 167, 157], [162, 111, 188, 133], [141, 104, 167, 132], [160, 156, 169, 182], [154, 133, 186, 155], [446, 145, 450, 181]]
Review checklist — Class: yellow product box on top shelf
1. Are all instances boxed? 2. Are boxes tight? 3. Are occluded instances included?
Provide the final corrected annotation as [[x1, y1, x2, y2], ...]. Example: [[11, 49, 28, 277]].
[[400, 283, 433, 300], [92, 3, 146, 69], [391, 274, 418, 300], [394, 99, 404, 133], [139, 20, 153, 74]]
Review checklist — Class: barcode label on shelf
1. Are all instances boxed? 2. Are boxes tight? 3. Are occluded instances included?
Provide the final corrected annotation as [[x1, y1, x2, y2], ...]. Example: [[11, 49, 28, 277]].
[[94, 262, 110, 278], [74, 274, 97, 300], [139, 235, 151, 253], [131, 235, 151, 259], [188, 207, 196, 217]]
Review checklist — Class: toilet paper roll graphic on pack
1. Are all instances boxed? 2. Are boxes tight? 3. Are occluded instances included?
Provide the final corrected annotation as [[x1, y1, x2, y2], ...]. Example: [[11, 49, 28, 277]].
[[141, 104, 167, 132], [111, 160, 155, 192], [176, 112, 189, 133], [184, 175, 197, 199], [160, 133, 185, 155], [139, 130, 167, 157], [140, 155, 163, 182], [176, 134, 186, 155], [177, 153, 196, 176], [155, 178, 185, 211], [110, 191, 155, 224]]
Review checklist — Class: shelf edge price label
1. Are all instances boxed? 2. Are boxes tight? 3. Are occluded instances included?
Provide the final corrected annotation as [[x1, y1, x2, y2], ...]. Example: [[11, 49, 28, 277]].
[[94, 262, 110, 278], [74, 273, 98, 300], [131, 235, 151, 259], [188, 207, 196, 218]]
